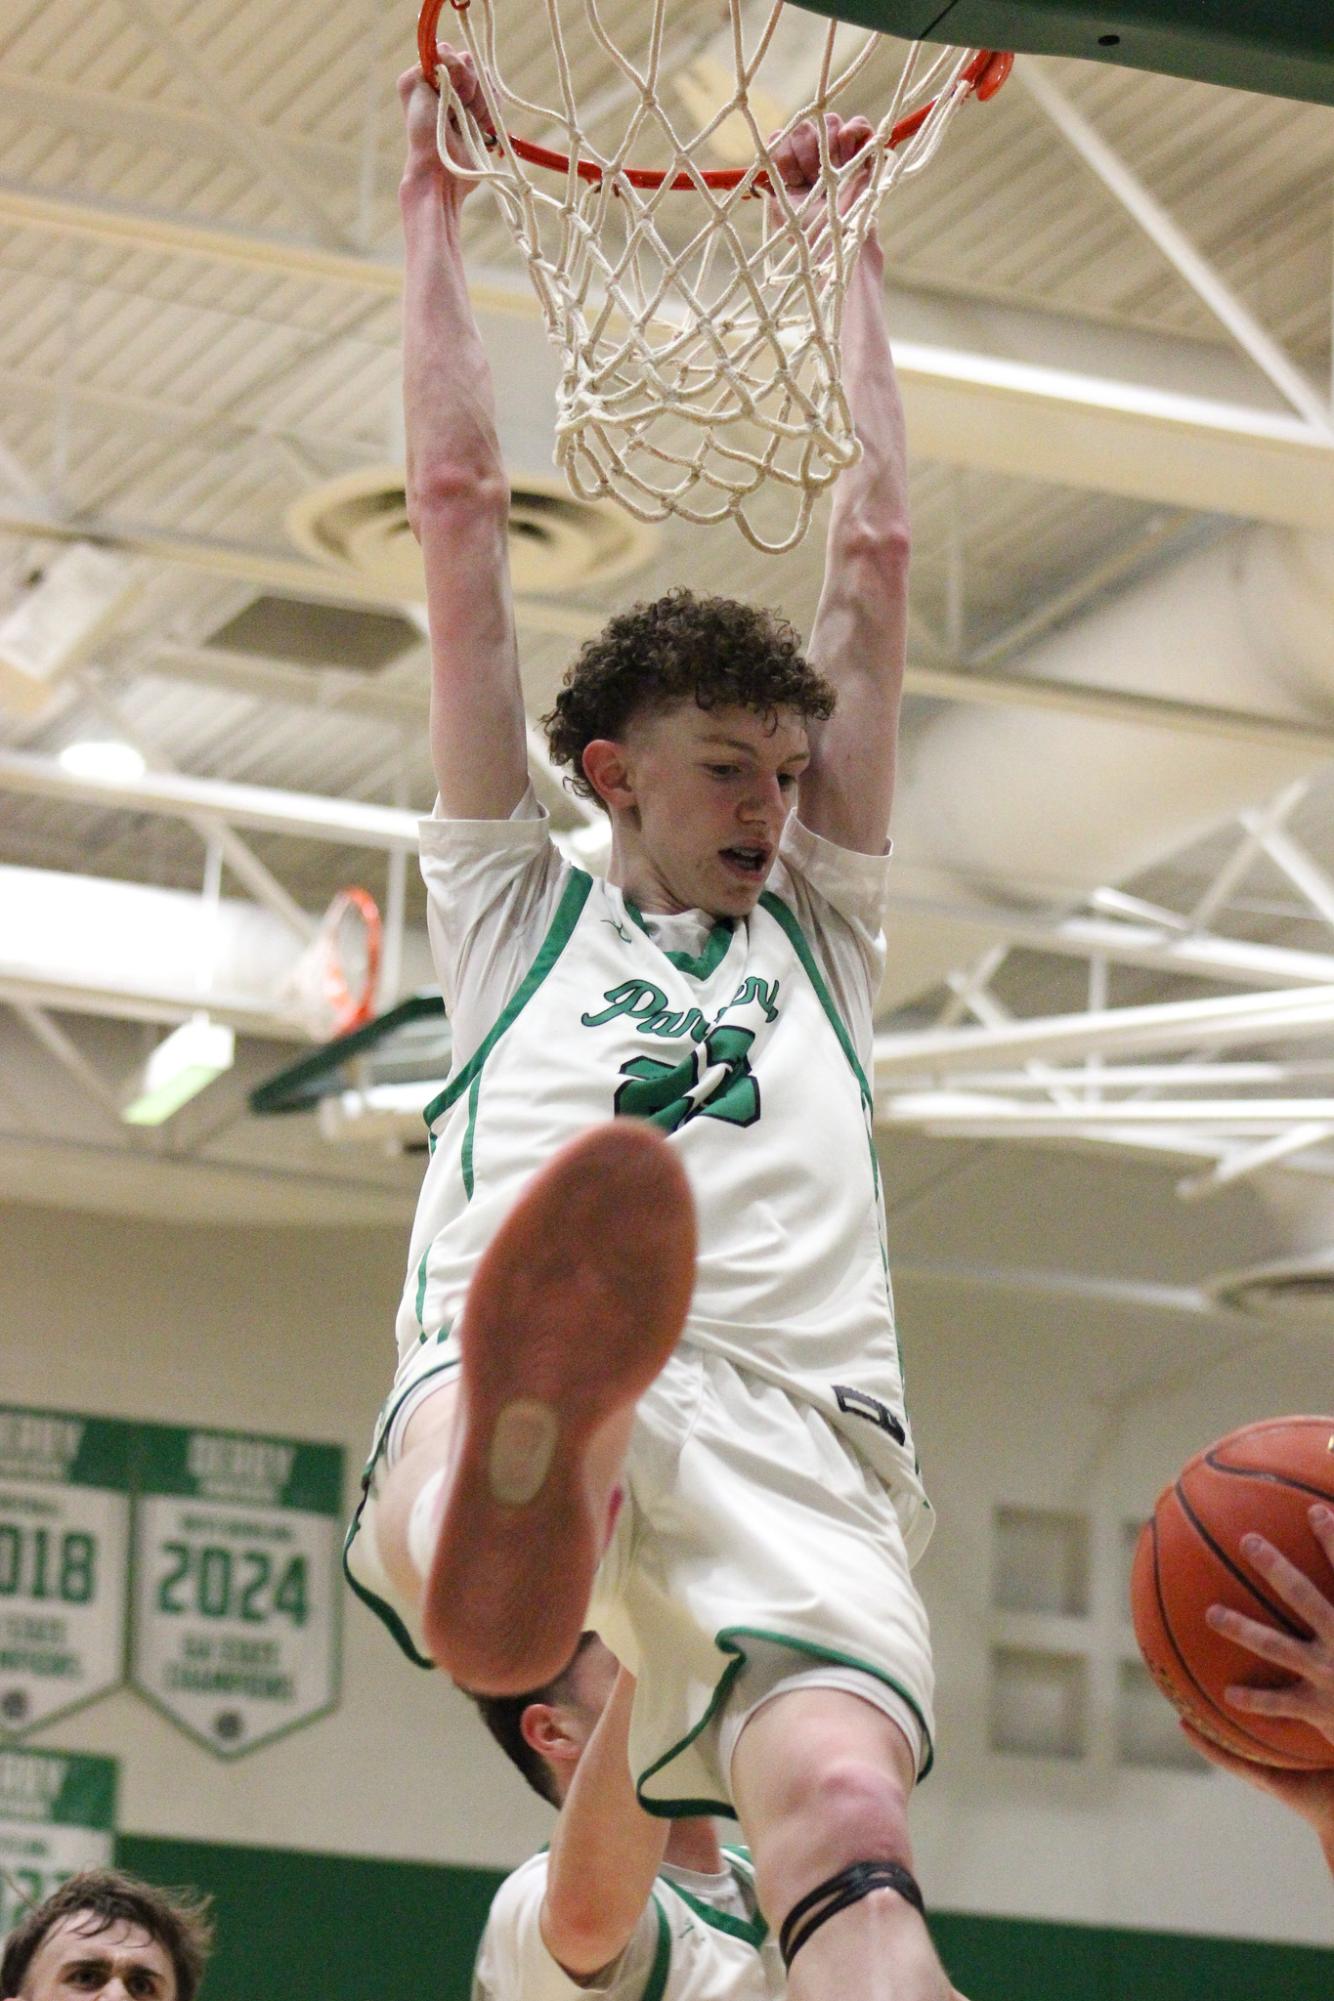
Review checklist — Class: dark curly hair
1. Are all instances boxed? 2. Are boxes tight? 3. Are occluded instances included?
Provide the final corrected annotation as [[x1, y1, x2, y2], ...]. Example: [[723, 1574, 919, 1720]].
[[0, 1868, 214, 2001], [543, 588, 835, 806]]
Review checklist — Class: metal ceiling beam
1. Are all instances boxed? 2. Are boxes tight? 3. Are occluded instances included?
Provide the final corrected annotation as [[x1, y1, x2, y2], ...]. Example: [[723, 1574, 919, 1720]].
[[874, 984, 1334, 1075], [3, 180, 1332, 530], [12, 1003, 125, 1123], [0, 746, 420, 852], [880, 1094, 1334, 1131], [144, 643, 425, 725], [9, 501, 1334, 761], [0, 363, 372, 463], [0, 965, 306, 1039], [0, 72, 372, 185], [1017, 60, 1334, 439], [73, 672, 316, 941], [110, 0, 358, 253]]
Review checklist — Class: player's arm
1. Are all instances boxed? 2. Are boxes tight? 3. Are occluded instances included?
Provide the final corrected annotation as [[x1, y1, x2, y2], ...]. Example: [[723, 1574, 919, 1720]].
[[779, 120, 909, 856], [540, 1666, 669, 1977], [400, 51, 529, 819]]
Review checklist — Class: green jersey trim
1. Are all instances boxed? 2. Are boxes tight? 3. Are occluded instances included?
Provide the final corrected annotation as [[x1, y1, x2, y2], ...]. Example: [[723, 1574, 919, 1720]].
[[757, 890, 873, 1111], [625, 899, 736, 981], [342, 1347, 460, 1673], [642, 1895, 673, 2001], [633, 1626, 935, 1820], [659, 1868, 768, 1948], [422, 867, 595, 1131], [342, 1510, 433, 1672], [759, 885, 889, 1234]]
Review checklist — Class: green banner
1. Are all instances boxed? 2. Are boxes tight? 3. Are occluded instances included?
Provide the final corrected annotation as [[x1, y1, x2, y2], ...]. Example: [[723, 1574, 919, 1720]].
[[0, 1746, 117, 1934], [130, 1424, 343, 1758], [0, 1410, 133, 1737]]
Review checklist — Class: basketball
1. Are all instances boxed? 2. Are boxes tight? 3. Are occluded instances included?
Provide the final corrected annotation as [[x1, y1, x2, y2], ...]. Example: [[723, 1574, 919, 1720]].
[[1131, 1415, 1334, 1769]]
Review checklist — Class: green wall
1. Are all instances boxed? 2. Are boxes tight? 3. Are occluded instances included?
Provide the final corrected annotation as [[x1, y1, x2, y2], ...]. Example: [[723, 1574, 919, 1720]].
[[118, 1835, 1332, 2001]]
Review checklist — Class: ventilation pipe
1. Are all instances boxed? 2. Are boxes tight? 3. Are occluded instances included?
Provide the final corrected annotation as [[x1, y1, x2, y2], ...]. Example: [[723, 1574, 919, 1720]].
[[883, 526, 1334, 1006]]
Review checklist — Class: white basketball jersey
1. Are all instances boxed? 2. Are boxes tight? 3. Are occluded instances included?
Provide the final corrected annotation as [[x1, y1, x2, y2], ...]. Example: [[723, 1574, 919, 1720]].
[[472, 1849, 782, 2001], [395, 861, 928, 1548]]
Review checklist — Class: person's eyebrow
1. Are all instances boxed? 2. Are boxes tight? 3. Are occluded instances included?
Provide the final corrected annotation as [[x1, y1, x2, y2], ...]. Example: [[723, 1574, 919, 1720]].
[[696, 733, 809, 763]]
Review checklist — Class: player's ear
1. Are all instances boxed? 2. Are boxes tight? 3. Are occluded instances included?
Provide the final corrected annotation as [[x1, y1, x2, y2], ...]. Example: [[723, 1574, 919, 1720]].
[[521, 1699, 579, 1763], [581, 739, 635, 812]]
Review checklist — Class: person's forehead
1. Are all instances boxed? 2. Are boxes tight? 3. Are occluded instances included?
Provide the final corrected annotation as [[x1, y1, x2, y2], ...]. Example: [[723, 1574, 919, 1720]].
[[664, 703, 809, 751], [36, 1912, 172, 1975]]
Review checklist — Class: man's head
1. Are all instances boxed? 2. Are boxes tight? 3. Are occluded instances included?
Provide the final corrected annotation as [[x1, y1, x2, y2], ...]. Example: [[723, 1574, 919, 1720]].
[[1, 1870, 213, 2001], [466, 1632, 619, 1806], [544, 590, 836, 916]]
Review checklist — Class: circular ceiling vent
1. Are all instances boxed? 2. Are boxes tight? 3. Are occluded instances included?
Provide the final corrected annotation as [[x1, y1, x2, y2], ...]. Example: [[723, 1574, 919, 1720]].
[[1207, 1250, 1334, 1325], [286, 468, 655, 598]]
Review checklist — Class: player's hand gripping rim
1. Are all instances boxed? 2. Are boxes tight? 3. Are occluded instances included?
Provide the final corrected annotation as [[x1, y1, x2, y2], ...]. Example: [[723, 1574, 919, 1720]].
[[399, 41, 487, 194], [1206, 1503, 1334, 1746], [765, 112, 879, 251]]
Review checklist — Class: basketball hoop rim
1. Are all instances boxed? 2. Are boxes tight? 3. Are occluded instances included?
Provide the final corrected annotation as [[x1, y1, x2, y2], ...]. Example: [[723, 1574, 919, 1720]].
[[416, 0, 1012, 193], [322, 885, 383, 1034]]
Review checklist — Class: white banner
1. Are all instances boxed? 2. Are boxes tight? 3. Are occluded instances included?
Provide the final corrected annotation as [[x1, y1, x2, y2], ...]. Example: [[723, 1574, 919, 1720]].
[[130, 1425, 343, 1758], [0, 1411, 131, 1737], [0, 1747, 116, 1934]]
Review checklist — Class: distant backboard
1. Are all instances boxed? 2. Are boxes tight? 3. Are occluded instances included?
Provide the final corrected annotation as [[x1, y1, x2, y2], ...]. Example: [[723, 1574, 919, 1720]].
[[250, 993, 449, 1119], [795, 3, 1334, 107]]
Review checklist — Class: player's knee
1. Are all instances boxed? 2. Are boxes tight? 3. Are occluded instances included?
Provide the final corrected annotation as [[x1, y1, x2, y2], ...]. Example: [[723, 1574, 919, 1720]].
[[787, 1753, 912, 1862]]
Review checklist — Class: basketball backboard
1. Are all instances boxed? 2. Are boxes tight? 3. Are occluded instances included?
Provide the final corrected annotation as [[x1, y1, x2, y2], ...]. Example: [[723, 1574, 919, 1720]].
[[793, 3, 1334, 106]]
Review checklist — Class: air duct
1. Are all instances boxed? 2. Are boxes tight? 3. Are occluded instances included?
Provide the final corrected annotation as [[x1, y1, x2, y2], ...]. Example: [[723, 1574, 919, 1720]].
[[883, 526, 1334, 1006]]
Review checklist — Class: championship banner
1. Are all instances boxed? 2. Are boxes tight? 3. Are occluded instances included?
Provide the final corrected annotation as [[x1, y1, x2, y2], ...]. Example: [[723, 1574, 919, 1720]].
[[0, 1409, 132, 1737], [130, 1424, 343, 1758], [0, 1747, 117, 1934]]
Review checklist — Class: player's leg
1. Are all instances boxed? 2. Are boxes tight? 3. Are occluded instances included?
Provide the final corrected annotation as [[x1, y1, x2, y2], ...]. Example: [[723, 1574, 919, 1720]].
[[731, 1687, 952, 2001], [375, 1121, 695, 1695]]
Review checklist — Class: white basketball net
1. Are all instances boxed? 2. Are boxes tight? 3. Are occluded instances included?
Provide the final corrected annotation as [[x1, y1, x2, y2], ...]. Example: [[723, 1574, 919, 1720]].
[[428, 2, 1001, 552]]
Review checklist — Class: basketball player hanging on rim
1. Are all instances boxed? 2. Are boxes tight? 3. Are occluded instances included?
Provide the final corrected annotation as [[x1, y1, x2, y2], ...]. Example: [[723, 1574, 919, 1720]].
[[345, 41, 953, 2001]]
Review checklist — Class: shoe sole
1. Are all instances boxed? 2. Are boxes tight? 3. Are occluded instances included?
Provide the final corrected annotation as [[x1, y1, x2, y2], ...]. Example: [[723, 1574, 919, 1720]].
[[422, 1121, 696, 1693]]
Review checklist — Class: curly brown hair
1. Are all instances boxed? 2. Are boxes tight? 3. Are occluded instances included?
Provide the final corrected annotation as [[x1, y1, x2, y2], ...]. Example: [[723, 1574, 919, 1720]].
[[0, 1868, 214, 2000], [543, 589, 835, 806]]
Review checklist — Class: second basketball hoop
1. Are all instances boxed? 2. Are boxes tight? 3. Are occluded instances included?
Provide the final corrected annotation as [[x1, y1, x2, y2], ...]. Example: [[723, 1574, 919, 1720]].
[[418, 0, 1009, 552]]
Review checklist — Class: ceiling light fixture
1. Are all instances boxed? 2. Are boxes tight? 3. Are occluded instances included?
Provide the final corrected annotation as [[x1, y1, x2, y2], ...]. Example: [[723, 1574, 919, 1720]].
[[58, 740, 148, 784], [121, 1015, 235, 1126]]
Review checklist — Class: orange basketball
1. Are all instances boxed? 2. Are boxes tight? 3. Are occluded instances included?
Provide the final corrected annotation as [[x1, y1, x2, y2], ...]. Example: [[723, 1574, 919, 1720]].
[[1130, 1414, 1334, 1769]]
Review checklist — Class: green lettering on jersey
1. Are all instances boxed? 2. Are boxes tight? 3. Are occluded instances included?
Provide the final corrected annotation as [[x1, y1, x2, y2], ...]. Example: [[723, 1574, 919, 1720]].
[[639, 1006, 710, 1042], [580, 979, 668, 1028], [720, 975, 781, 1023]]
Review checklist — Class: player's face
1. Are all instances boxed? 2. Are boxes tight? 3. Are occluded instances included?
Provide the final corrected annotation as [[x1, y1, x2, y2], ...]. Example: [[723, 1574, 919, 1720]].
[[17, 1915, 176, 2001], [621, 702, 810, 917]]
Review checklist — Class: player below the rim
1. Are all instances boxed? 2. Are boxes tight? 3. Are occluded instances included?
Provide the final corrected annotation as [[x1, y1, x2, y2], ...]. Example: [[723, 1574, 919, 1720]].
[[346, 43, 952, 2001], [469, 1634, 784, 2001]]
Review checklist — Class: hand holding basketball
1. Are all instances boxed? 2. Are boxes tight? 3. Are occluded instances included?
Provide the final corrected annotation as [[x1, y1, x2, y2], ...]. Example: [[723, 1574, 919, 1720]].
[[1209, 1509, 1334, 1744], [1131, 1416, 1334, 1771]]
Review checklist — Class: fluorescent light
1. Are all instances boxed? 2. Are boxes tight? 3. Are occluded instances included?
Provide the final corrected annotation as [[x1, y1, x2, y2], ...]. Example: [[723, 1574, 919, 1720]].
[[59, 739, 148, 784], [121, 1016, 235, 1125]]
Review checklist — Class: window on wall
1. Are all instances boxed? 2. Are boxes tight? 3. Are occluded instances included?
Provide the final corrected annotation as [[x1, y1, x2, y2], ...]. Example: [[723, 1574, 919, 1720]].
[[987, 1504, 1201, 1771]]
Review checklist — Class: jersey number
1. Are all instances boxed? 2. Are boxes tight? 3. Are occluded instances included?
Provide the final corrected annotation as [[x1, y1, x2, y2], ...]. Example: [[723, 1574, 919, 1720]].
[[614, 1026, 760, 1133]]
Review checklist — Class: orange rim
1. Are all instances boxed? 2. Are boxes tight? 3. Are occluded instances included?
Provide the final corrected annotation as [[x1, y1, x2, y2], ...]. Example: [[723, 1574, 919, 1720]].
[[323, 886, 383, 1033], [417, 0, 1011, 193]]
